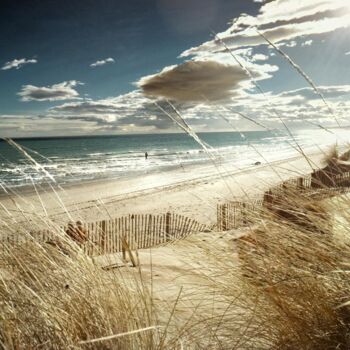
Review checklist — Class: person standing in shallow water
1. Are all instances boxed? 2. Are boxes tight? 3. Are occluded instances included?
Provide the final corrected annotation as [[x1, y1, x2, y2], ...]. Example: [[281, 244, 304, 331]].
[[145, 152, 148, 160]]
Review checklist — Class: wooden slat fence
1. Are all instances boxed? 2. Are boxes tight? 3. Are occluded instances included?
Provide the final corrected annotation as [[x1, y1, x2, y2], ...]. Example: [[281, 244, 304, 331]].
[[217, 170, 350, 231], [1, 212, 207, 256], [217, 200, 263, 231]]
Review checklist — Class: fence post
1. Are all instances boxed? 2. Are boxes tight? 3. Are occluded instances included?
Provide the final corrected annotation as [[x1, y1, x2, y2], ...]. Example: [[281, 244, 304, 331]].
[[165, 212, 171, 238], [101, 220, 106, 254], [242, 203, 248, 225], [122, 233, 126, 261], [217, 204, 221, 231], [222, 204, 227, 231], [298, 177, 303, 189]]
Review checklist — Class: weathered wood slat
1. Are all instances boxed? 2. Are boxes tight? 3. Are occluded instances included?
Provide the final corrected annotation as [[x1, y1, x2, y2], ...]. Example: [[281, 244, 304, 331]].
[[179, 215, 183, 237], [140, 215, 144, 249], [155, 215, 159, 246], [117, 217, 120, 252], [154, 215, 159, 246], [148, 214, 152, 248], [2, 212, 207, 256]]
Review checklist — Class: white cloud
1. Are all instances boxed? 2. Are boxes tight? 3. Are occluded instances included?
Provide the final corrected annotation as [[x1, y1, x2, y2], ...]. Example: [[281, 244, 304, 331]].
[[48, 84, 350, 132], [18, 80, 83, 102], [47, 91, 177, 132], [301, 39, 313, 46], [48, 91, 229, 132], [1, 58, 37, 70], [0, 114, 99, 137], [3, 82, 350, 137], [90, 57, 115, 67], [50, 91, 149, 116], [251, 53, 269, 62], [225, 84, 350, 128], [278, 40, 297, 48], [181, 0, 350, 57], [345, 51, 350, 56]]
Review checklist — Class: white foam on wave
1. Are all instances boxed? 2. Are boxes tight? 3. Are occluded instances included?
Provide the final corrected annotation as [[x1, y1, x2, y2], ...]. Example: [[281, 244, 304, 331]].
[[2, 129, 350, 189]]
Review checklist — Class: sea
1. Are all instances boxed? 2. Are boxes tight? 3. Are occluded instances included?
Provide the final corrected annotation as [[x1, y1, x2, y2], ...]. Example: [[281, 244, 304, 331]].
[[0, 129, 349, 189]]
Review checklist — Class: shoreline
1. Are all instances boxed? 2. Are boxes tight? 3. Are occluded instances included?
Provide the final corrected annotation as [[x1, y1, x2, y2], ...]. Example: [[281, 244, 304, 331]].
[[0, 155, 277, 198], [0, 144, 323, 198], [0, 149, 327, 227]]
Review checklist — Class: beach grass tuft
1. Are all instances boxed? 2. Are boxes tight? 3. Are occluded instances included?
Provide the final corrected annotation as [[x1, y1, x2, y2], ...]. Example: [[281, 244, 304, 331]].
[[0, 236, 163, 349]]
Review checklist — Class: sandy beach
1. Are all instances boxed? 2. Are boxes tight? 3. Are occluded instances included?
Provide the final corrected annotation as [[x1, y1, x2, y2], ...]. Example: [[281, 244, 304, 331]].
[[0, 149, 326, 228]]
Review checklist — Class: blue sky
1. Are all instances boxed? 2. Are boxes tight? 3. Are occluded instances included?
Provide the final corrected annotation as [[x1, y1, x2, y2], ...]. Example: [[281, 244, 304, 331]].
[[1, 0, 350, 136]]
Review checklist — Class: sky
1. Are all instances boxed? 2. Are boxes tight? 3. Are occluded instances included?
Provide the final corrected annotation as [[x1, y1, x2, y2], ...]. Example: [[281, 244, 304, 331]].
[[1, 0, 350, 137]]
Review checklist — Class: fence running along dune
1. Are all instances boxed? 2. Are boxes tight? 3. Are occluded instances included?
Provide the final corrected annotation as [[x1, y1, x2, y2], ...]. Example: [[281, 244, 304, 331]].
[[1, 212, 207, 256], [217, 200, 263, 231], [218, 170, 350, 231]]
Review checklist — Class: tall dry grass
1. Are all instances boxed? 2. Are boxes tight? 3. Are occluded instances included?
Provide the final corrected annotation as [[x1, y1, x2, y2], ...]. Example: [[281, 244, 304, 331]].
[[184, 185, 350, 349], [0, 235, 163, 349], [323, 144, 340, 167], [236, 213, 350, 349], [0, 223, 224, 349], [1, 153, 350, 349]]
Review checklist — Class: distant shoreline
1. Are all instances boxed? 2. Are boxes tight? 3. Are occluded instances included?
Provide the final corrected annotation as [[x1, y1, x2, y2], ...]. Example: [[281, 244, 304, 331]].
[[0, 129, 295, 141], [1, 130, 347, 194], [0, 147, 320, 199], [1, 126, 348, 141], [0, 150, 326, 228]]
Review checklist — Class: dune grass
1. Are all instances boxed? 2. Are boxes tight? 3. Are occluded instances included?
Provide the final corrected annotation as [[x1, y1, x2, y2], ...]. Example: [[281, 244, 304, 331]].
[[0, 236, 162, 349], [1, 147, 350, 349], [208, 186, 350, 349], [238, 219, 350, 349]]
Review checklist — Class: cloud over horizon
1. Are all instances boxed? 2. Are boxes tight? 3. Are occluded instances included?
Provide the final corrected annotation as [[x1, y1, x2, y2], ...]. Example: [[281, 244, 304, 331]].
[[18, 81, 83, 102], [48, 91, 173, 130], [48, 90, 223, 132], [3, 81, 350, 137]]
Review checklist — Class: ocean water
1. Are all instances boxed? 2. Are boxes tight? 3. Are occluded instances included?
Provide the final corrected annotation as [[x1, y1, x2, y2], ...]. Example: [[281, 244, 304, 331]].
[[0, 130, 348, 189]]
